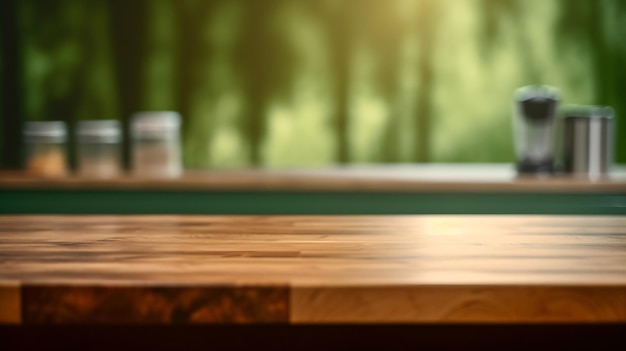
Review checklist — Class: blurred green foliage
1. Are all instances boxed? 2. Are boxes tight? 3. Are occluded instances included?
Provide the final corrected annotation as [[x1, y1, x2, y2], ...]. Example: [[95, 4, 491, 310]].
[[2, 0, 625, 168]]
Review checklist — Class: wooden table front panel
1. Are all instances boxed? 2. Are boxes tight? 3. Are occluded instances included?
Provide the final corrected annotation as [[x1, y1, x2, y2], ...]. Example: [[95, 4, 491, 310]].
[[1, 215, 625, 324]]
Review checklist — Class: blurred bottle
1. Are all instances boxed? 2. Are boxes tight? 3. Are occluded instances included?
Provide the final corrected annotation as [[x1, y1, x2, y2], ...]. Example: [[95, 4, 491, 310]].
[[513, 86, 560, 175], [77, 120, 122, 178], [131, 111, 182, 178], [23, 121, 68, 177]]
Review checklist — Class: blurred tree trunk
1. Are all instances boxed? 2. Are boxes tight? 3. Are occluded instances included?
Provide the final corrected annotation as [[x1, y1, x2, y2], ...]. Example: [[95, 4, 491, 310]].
[[596, 0, 626, 163], [326, 1, 353, 164], [173, 0, 218, 126], [108, 0, 148, 169], [172, 0, 219, 168], [589, 1, 608, 105], [414, 0, 436, 162], [0, 0, 22, 168], [376, 1, 407, 163], [235, 0, 277, 166]]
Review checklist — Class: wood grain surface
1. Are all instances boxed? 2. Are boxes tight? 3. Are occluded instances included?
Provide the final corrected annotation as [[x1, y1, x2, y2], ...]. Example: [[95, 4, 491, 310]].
[[0, 281, 20, 324], [22, 285, 288, 324], [1, 164, 625, 192], [1, 215, 626, 324]]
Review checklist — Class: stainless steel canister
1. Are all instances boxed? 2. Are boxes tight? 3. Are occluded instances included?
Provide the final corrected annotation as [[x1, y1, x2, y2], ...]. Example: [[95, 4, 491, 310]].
[[563, 106, 614, 179]]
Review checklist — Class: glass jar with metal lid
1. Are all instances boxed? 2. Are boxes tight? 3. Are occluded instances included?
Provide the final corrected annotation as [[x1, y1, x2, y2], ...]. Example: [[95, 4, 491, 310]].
[[131, 111, 182, 178], [23, 121, 68, 177], [77, 120, 123, 178]]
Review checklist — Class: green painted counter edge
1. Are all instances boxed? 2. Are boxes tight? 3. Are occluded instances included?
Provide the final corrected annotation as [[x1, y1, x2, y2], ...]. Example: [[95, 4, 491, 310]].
[[0, 189, 625, 215]]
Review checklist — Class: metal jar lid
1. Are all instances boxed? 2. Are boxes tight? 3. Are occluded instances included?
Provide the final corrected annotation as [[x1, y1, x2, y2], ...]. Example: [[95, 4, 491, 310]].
[[23, 121, 67, 143], [563, 105, 614, 120], [77, 120, 122, 143], [131, 111, 181, 140]]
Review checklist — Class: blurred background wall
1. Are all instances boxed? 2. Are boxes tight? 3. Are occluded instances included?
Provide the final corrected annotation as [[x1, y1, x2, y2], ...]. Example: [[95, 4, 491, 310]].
[[1, 0, 625, 169]]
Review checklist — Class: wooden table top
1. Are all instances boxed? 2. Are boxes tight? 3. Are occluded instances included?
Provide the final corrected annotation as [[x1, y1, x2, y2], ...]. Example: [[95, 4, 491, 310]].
[[2, 164, 626, 192], [1, 215, 626, 324]]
